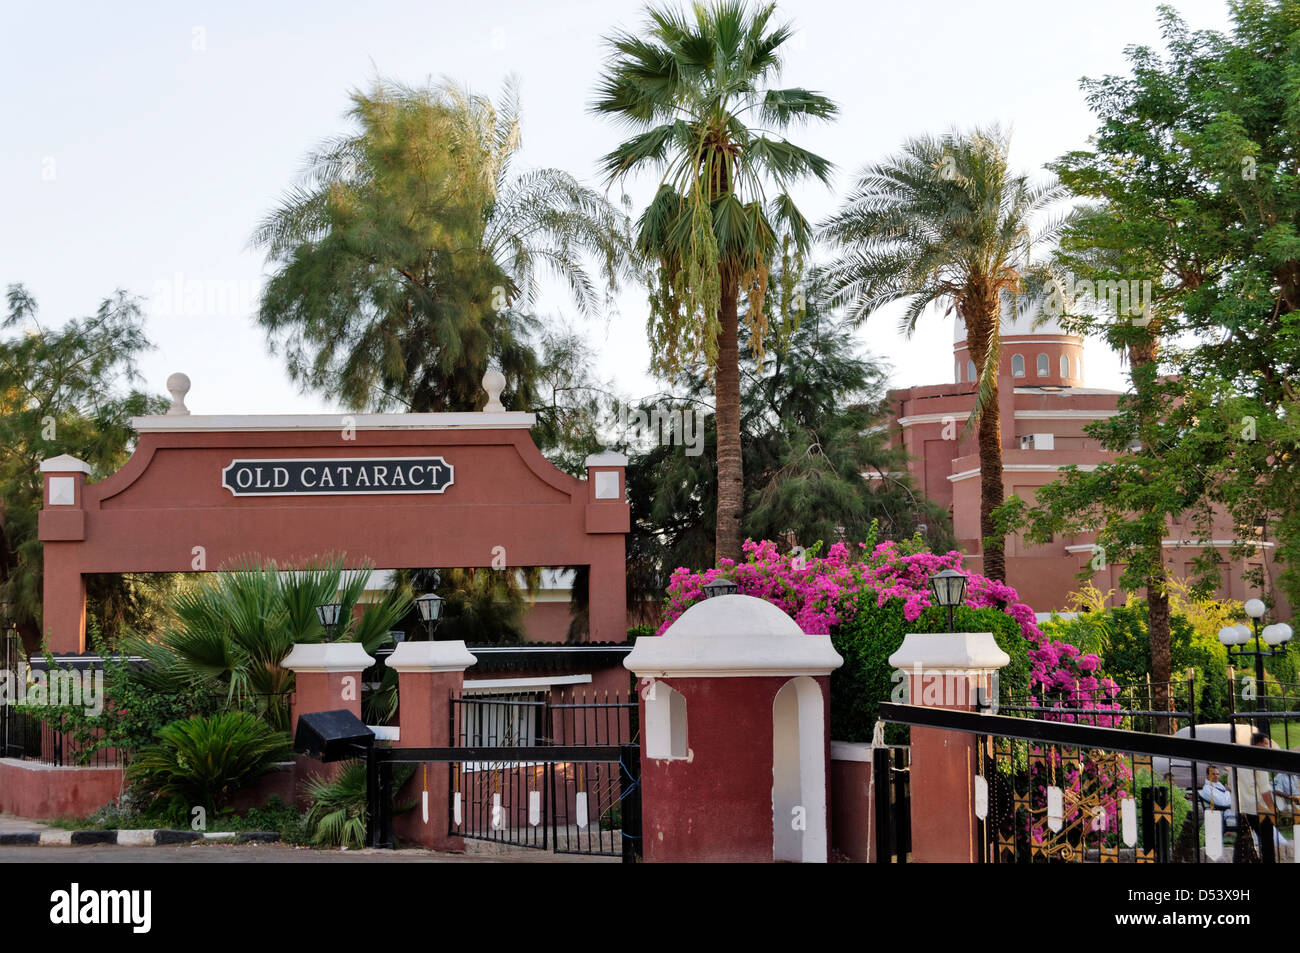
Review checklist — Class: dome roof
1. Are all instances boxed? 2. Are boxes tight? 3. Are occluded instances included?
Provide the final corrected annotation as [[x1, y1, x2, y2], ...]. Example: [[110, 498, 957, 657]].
[[953, 297, 1074, 343], [624, 594, 843, 677]]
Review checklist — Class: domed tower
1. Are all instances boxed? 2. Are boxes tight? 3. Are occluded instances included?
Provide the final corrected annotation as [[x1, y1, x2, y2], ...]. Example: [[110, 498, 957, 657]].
[[953, 300, 1085, 389]]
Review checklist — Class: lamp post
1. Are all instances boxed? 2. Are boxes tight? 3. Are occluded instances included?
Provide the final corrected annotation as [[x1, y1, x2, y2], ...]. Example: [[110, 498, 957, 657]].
[[315, 602, 344, 643], [414, 593, 444, 640], [1218, 598, 1293, 735], [701, 577, 739, 600], [929, 568, 968, 634]]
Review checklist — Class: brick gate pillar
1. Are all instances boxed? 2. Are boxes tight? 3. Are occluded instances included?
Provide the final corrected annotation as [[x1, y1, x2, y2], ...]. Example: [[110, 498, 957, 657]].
[[280, 643, 376, 733], [37, 455, 92, 653], [887, 631, 1009, 862], [386, 641, 477, 851]]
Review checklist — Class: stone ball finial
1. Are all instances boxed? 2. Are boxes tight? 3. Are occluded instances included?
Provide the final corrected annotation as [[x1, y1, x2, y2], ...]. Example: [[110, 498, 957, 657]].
[[166, 373, 191, 416], [482, 367, 506, 413]]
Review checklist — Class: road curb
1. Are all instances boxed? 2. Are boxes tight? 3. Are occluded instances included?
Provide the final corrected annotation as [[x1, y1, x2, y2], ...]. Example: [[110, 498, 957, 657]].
[[0, 829, 282, 847]]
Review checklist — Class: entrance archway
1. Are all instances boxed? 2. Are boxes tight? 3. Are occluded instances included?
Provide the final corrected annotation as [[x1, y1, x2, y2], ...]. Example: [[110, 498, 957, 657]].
[[772, 675, 827, 863], [37, 381, 628, 653]]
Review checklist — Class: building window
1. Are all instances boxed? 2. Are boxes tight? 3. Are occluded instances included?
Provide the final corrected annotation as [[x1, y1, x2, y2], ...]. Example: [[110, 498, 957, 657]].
[[955, 362, 961, 382], [967, 360, 976, 382], [1060, 354, 1070, 378], [1011, 354, 1025, 378], [1037, 353, 1050, 377]]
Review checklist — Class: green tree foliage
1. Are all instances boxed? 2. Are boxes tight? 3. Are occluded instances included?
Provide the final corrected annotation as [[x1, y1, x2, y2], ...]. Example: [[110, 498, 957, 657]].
[[822, 126, 1067, 585], [126, 558, 409, 730], [621, 273, 952, 594], [253, 78, 634, 413], [1040, 605, 1232, 723], [593, 0, 837, 563], [0, 285, 168, 654], [126, 711, 292, 815], [831, 603, 1031, 743], [1035, 1, 1300, 614]]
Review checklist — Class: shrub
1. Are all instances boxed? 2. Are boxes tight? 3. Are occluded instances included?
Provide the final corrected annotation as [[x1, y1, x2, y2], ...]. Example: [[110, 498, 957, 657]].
[[303, 761, 416, 849], [127, 712, 292, 814], [1040, 604, 1231, 723], [305, 762, 370, 849], [659, 538, 1108, 739], [831, 602, 1030, 742]]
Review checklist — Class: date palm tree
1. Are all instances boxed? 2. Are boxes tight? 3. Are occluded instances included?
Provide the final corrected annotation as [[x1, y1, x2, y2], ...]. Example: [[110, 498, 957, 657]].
[[822, 126, 1066, 584], [592, 0, 837, 563]]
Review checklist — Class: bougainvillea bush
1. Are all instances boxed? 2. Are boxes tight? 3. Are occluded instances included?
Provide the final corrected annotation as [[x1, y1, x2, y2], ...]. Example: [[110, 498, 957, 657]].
[[660, 537, 1127, 848], [660, 538, 1116, 710]]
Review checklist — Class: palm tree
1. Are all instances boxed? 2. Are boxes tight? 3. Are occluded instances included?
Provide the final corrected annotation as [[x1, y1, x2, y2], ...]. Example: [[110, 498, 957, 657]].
[[592, 0, 837, 563], [822, 127, 1066, 584], [253, 78, 635, 412], [125, 557, 409, 731]]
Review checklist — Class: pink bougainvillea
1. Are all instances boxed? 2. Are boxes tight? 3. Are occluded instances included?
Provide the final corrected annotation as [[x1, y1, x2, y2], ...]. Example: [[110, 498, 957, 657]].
[[659, 538, 1117, 713]]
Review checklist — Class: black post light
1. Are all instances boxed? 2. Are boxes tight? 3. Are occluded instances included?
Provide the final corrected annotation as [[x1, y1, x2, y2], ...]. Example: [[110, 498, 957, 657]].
[[414, 593, 444, 640], [929, 568, 968, 634], [1219, 598, 1293, 735], [701, 577, 739, 599], [315, 602, 344, 642]]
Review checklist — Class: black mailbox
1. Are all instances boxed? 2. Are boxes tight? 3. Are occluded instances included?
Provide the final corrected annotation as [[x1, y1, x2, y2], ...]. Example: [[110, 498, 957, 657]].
[[294, 709, 375, 762]]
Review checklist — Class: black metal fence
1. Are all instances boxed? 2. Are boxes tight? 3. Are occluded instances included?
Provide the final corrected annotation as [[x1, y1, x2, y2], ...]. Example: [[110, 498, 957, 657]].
[[872, 745, 910, 863], [448, 690, 641, 860], [0, 705, 121, 767], [880, 696, 1300, 863]]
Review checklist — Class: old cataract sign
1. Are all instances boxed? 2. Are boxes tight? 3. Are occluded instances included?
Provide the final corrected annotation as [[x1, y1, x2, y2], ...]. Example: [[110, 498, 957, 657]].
[[221, 457, 454, 496]]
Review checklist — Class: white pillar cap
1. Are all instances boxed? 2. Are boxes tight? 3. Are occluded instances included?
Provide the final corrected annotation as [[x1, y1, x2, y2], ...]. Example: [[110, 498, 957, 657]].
[[625, 594, 843, 678], [888, 631, 1010, 674], [40, 454, 92, 474], [280, 642, 375, 673], [386, 640, 477, 674]]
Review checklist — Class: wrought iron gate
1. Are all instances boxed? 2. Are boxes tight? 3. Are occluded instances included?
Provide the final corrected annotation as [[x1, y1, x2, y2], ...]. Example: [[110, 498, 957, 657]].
[[447, 691, 641, 859]]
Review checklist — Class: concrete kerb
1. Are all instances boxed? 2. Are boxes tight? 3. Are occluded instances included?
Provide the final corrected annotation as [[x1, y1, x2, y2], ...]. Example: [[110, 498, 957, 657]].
[[0, 829, 284, 847]]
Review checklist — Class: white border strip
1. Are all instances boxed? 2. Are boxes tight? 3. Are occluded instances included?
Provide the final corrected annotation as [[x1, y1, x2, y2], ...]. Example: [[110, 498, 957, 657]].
[[132, 412, 535, 432]]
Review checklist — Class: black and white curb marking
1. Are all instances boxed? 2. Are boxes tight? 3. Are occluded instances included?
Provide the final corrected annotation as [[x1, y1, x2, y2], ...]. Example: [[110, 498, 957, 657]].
[[0, 830, 281, 846]]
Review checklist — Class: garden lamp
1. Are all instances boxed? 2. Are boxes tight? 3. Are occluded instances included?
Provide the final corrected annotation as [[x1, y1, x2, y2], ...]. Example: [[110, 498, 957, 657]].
[[929, 568, 968, 634], [315, 602, 344, 642], [701, 577, 739, 599], [1219, 598, 1292, 734], [414, 592, 444, 640]]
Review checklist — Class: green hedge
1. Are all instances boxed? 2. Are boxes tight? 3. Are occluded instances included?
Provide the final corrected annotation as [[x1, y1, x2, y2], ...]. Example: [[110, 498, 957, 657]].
[[830, 601, 1031, 743], [1040, 605, 1231, 723]]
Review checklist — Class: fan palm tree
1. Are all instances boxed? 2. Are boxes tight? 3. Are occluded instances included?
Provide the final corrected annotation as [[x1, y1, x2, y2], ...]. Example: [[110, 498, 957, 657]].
[[125, 557, 409, 731], [822, 126, 1067, 584], [592, 0, 837, 563], [253, 77, 636, 412]]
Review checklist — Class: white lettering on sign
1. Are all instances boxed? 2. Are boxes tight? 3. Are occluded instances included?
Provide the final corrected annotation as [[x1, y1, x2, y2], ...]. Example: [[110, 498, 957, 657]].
[[221, 457, 455, 497]]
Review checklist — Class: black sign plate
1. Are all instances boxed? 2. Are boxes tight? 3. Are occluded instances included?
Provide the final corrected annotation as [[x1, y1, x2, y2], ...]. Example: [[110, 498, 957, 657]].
[[221, 457, 454, 496]]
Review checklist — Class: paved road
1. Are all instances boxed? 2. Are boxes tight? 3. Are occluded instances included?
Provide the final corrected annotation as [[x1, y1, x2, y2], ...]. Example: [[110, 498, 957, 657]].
[[0, 843, 619, 863]]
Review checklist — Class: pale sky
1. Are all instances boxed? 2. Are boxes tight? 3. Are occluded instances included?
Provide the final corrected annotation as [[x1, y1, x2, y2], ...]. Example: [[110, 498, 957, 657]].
[[2, 0, 1234, 416]]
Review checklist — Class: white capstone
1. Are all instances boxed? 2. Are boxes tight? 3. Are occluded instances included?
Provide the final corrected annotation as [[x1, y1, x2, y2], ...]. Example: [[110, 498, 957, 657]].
[[830, 741, 875, 763], [130, 412, 535, 432], [887, 631, 1010, 673], [280, 642, 375, 673], [166, 373, 191, 416], [624, 594, 843, 678], [593, 471, 620, 500], [584, 451, 628, 468], [47, 477, 76, 506], [39, 454, 91, 474], [385, 640, 477, 674], [482, 368, 506, 413]]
